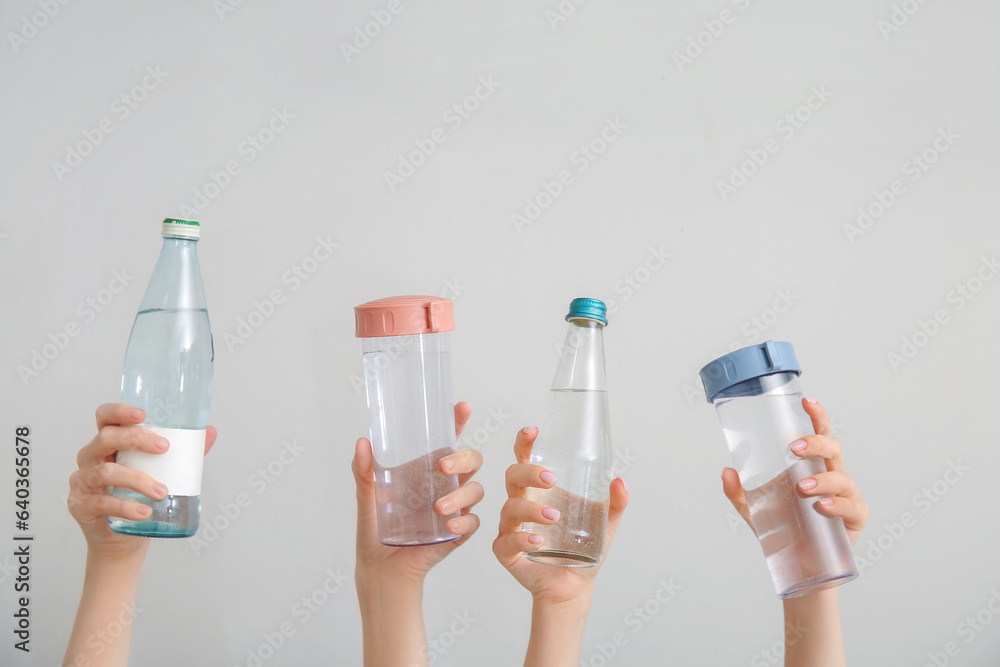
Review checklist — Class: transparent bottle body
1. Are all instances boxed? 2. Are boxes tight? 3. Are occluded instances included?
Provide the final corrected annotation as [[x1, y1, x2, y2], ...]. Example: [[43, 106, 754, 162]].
[[523, 319, 613, 567], [362, 332, 459, 546], [712, 372, 857, 598], [110, 236, 213, 538]]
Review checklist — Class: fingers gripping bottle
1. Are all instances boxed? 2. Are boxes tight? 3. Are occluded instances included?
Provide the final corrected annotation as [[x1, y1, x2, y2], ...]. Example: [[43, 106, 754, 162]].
[[355, 296, 461, 546], [522, 298, 615, 567], [110, 219, 214, 538], [700, 341, 858, 598]]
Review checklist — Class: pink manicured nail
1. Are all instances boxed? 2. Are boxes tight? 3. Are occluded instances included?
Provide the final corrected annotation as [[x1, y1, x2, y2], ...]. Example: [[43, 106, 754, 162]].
[[798, 478, 817, 491], [804, 397, 818, 404], [541, 507, 560, 521], [620, 478, 628, 493], [152, 483, 168, 497], [441, 459, 455, 473], [790, 439, 807, 452], [522, 426, 535, 435], [131, 407, 144, 420], [819, 497, 835, 506], [154, 437, 169, 451], [438, 498, 454, 513], [138, 505, 152, 517], [527, 534, 542, 545], [539, 471, 557, 485]]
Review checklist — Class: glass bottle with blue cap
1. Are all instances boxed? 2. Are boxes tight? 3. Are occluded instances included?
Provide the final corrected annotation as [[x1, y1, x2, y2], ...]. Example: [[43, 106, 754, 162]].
[[522, 298, 615, 567], [700, 341, 858, 598]]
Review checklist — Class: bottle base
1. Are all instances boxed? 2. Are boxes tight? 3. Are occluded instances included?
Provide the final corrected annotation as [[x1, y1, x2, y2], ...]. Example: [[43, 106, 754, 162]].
[[108, 488, 199, 538], [379, 531, 461, 547], [525, 549, 599, 568], [777, 570, 859, 599]]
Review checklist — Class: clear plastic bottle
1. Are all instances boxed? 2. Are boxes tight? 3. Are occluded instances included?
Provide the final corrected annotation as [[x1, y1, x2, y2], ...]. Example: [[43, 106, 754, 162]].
[[700, 341, 858, 598], [522, 298, 614, 567], [109, 219, 213, 538], [355, 296, 460, 546]]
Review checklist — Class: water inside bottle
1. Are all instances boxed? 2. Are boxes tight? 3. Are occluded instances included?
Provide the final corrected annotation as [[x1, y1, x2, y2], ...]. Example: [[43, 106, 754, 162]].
[[373, 446, 460, 546], [744, 457, 858, 598], [523, 389, 611, 567], [111, 307, 212, 538]]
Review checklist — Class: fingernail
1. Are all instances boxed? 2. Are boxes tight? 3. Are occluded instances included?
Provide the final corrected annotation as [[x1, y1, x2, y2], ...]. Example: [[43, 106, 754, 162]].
[[790, 439, 807, 452], [441, 459, 455, 473], [448, 518, 461, 533], [138, 505, 152, 517], [541, 507, 560, 521], [527, 534, 542, 545], [799, 478, 817, 491], [819, 497, 835, 506], [152, 483, 168, 498], [522, 426, 535, 435], [620, 478, 628, 493], [438, 498, 454, 513], [130, 408, 144, 420], [805, 397, 818, 404], [155, 437, 169, 451], [539, 471, 557, 485]]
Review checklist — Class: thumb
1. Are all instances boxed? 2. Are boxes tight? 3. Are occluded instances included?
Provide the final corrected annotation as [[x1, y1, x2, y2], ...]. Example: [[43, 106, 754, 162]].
[[605, 477, 630, 542], [352, 438, 376, 504], [721, 467, 753, 531]]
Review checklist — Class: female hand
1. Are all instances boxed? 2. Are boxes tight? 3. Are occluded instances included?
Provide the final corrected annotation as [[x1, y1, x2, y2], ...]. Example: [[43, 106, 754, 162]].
[[493, 426, 630, 605], [67, 403, 217, 562], [721, 397, 868, 546], [352, 402, 484, 586]]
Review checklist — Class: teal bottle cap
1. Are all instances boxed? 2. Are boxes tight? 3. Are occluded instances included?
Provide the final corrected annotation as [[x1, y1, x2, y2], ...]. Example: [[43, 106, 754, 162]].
[[565, 297, 608, 325]]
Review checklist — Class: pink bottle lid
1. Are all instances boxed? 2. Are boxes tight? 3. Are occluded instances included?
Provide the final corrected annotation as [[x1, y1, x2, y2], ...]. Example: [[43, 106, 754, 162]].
[[354, 296, 455, 338]]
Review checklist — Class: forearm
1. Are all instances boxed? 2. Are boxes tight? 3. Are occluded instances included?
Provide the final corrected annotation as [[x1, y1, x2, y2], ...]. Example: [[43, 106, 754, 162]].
[[783, 588, 845, 667], [524, 591, 593, 667], [63, 547, 147, 667], [357, 568, 427, 667]]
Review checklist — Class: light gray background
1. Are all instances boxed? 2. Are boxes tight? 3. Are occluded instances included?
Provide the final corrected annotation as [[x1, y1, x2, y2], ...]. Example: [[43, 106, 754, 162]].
[[2, 1, 998, 665]]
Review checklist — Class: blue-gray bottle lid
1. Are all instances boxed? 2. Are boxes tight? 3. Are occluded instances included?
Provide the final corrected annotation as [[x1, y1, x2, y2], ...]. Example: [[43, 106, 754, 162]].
[[699, 340, 801, 402], [565, 298, 607, 325]]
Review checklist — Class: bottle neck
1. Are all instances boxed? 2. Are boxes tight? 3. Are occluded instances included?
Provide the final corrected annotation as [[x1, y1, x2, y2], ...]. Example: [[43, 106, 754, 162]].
[[551, 318, 607, 391], [138, 236, 206, 311]]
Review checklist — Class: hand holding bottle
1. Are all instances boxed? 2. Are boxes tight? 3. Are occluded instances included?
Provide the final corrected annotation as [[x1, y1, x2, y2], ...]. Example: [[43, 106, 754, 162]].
[[64, 403, 216, 667], [721, 398, 866, 667], [68, 403, 218, 560], [493, 426, 629, 667], [721, 398, 868, 547], [352, 402, 484, 667]]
